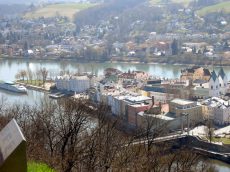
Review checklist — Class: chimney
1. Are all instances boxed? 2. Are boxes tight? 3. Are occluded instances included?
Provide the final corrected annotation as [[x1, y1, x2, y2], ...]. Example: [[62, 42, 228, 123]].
[[152, 96, 155, 106], [159, 102, 162, 113]]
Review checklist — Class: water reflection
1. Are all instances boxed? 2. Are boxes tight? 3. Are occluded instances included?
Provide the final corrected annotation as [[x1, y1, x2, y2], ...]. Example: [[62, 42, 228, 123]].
[[1, 59, 230, 82], [210, 160, 230, 172], [0, 89, 46, 106], [0, 58, 230, 103], [0, 59, 229, 171]]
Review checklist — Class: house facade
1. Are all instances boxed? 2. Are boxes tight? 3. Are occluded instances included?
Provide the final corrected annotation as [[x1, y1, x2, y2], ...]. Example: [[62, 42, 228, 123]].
[[201, 97, 230, 125], [55, 75, 91, 93], [169, 98, 202, 123], [180, 66, 211, 81]]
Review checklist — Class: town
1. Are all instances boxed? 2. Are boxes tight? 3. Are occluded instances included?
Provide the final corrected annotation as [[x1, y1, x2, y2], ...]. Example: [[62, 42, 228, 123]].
[[0, 0, 230, 171], [15, 65, 230, 142], [0, 0, 229, 65]]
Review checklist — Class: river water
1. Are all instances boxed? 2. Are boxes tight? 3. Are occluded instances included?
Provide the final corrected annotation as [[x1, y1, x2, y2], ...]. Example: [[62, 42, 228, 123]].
[[0, 58, 229, 170], [1, 59, 230, 81]]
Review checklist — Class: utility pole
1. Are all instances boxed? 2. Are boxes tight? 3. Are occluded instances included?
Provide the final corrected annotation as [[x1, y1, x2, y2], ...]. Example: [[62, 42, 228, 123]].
[[186, 113, 189, 135], [181, 113, 189, 135], [181, 113, 184, 134]]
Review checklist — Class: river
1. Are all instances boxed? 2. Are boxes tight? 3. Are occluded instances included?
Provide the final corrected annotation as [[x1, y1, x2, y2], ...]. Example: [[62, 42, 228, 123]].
[[1, 59, 230, 81], [0, 58, 229, 171]]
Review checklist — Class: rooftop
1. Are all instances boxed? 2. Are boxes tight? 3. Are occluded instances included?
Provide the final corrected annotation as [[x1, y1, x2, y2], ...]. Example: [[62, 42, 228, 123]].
[[218, 67, 226, 79], [171, 98, 194, 105], [138, 111, 174, 121], [202, 97, 230, 109], [210, 71, 217, 81], [193, 79, 207, 84], [124, 96, 151, 103]]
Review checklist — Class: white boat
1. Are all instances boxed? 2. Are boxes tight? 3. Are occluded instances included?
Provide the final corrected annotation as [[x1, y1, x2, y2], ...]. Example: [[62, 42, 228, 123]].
[[0, 81, 27, 93]]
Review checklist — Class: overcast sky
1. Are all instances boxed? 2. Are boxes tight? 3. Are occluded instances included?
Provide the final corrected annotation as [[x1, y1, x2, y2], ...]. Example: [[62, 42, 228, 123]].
[[0, 0, 88, 5]]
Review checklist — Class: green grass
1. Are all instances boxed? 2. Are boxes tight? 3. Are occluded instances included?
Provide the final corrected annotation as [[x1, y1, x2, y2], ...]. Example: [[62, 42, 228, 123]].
[[171, 0, 192, 6], [24, 3, 97, 20], [18, 80, 44, 86], [150, 0, 161, 5], [150, 0, 192, 6], [197, 1, 230, 16], [28, 162, 55, 172], [212, 137, 230, 145]]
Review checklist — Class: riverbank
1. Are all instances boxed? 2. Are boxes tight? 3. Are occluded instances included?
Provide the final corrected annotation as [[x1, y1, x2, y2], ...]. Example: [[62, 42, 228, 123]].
[[16, 81, 52, 93], [1, 54, 230, 66]]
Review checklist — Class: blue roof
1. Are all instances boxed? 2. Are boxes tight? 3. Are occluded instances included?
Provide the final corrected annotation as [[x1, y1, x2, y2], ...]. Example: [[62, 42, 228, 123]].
[[210, 71, 217, 81], [143, 86, 166, 93], [218, 68, 226, 79]]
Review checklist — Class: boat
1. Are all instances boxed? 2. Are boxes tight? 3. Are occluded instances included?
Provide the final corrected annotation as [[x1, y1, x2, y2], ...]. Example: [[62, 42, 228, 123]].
[[48, 92, 66, 99], [0, 81, 27, 93]]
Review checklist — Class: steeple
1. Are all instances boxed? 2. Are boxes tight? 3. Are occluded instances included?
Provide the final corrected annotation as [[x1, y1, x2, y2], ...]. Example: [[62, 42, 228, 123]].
[[218, 67, 226, 79], [210, 70, 217, 81]]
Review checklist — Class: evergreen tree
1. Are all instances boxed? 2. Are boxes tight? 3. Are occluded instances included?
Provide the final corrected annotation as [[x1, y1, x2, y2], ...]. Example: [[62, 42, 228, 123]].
[[0, 33, 5, 44], [24, 41, 29, 51], [171, 39, 179, 55], [192, 46, 197, 54]]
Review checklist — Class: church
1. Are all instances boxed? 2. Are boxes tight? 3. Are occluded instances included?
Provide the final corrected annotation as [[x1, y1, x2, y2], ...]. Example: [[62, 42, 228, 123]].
[[181, 66, 228, 98]]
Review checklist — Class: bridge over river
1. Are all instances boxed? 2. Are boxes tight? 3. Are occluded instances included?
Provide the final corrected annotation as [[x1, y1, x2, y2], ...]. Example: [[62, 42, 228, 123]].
[[131, 134, 230, 164]]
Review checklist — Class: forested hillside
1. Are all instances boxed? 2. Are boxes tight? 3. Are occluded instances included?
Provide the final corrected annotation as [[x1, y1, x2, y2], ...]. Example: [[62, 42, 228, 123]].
[[0, 4, 28, 16], [74, 0, 145, 30]]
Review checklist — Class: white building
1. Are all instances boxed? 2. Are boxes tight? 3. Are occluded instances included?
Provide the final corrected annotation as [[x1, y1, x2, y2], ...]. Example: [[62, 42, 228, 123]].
[[208, 71, 220, 97], [218, 68, 228, 95], [201, 97, 230, 125], [192, 68, 228, 98], [55, 75, 91, 93]]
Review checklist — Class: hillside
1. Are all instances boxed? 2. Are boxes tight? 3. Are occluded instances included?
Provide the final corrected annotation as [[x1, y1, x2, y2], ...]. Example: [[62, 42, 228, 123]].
[[24, 3, 97, 20], [197, 1, 230, 16], [0, 0, 34, 4], [0, 0, 92, 5], [150, 0, 193, 7], [0, 4, 28, 16], [74, 0, 144, 29]]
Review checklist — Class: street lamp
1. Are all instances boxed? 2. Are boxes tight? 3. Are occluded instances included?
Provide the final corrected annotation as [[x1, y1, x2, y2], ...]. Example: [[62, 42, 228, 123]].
[[181, 113, 189, 135]]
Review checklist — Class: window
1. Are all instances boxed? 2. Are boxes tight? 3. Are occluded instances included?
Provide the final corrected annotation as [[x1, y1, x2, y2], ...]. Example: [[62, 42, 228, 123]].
[[211, 85, 213, 89], [220, 84, 221, 87]]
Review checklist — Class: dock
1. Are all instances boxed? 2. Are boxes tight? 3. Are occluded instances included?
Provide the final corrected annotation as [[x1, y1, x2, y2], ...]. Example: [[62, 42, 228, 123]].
[[15, 82, 50, 93]]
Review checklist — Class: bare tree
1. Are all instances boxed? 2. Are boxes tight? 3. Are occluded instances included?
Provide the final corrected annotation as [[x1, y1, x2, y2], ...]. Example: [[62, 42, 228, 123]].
[[35, 70, 42, 86], [27, 68, 33, 84], [15, 72, 21, 81], [39, 68, 49, 86], [205, 119, 214, 143], [19, 70, 27, 82], [0, 98, 220, 172]]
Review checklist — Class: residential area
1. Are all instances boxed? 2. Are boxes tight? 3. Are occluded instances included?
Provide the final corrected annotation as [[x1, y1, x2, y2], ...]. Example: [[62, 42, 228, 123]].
[[52, 66, 230, 144], [0, 0, 230, 171], [0, 0, 229, 65]]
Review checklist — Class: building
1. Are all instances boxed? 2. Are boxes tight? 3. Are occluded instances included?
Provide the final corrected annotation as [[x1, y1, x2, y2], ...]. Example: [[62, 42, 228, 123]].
[[119, 71, 149, 81], [104, 68, 122, 76], [191, 68, 228, 98], [180, 66, 211, 81], [169, 98, 202, 123], [127, 104, 149, 127], [208, 71, 220, 97], [55, 75, 91, 93], [218, 68, 228, 95], [120, 96, 152, 120], [201, 97, 230, 125], [142, 86, 174, 104], [142, 79, 190, 103], [137, 112, 181, 130], [127, 96, 163, 127]]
